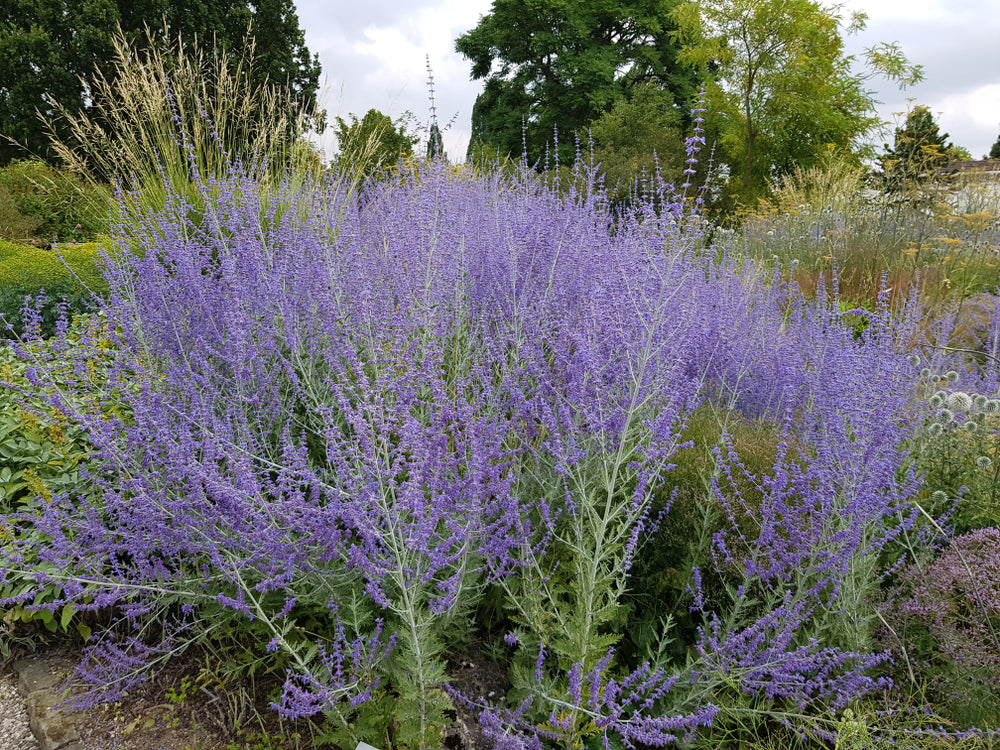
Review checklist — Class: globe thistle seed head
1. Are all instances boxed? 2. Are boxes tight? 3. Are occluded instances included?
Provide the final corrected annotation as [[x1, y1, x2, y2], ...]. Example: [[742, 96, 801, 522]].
[[928, 394, 944, 409], [987, 399, 1000, 414], [977, 456, 993, 469], [928, 422, 944, 436], [974, 394, 988, 409], [937, 408, 956, 424], [908, 354, 921, 367], [946, 370, 960, 383], [931, 490, 950, 503], [975, 411, 987, 424], [920, 367, 932, 379], [947, 392, 973, 413], [964, 420, 979, 433]]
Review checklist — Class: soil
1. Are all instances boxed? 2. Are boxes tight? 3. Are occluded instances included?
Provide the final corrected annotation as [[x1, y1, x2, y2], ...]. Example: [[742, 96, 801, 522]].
[[8, 642, 513, 750]]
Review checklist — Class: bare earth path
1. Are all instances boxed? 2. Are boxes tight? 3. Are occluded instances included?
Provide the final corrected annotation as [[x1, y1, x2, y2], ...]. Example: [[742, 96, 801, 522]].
[[0, 667, 38, 750]]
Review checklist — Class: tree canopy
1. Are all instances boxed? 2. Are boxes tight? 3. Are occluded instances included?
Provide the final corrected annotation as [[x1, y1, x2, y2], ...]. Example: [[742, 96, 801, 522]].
[[0, 0, 321, 166], [587, 84, 689, 205], [672, 0, 922, 204], [455, 0, 700, 166], [880, 105, 955, 192]]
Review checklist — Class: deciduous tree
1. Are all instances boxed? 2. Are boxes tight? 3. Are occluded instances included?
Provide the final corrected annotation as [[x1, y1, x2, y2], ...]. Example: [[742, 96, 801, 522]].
[[0, 0, 120, 165], [0, 0, 321, 166], [455, 0, 699, 166], [587, 84, 689, 204], [672, 0, 922, 204]]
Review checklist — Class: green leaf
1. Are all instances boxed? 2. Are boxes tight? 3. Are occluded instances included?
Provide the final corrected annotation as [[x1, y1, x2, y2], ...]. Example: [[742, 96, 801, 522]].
[[60, 604, 76, 629]]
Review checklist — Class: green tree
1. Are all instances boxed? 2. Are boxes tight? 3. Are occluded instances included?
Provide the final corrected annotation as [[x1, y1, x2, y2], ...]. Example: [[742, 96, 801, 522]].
[[426, 123, 445, 160], [880, 104, 955, 192], [0, 0, 321, 166], [988, 131, 1000, 160], [334, 109, 419, 180], [455, 0, 699, 167], [0, 0, 120, 165], [672, 0, 922, 204], [587, 83, 689, 204]]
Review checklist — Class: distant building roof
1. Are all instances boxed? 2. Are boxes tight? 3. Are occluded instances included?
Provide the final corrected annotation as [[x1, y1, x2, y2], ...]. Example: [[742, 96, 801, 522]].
[[940, 159, 1000, 174]]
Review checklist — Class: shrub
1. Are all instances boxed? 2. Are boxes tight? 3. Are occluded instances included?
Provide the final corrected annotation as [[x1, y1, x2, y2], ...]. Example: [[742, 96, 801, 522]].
[[908, 365, 1000, 535], [881, 527, 1000, 729], [0, 239, 109, 339], [0, 160, 111, 243], [0, 155, 930, 750], [0, 313, 121, 656]]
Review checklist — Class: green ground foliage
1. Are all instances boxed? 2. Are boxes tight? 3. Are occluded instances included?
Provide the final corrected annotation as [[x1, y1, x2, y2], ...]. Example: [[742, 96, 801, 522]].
[[0, 239, 110, 339]]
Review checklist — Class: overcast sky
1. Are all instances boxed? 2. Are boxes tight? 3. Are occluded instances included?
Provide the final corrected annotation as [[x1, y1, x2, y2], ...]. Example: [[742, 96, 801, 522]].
[[297, 0, 1000, 163]]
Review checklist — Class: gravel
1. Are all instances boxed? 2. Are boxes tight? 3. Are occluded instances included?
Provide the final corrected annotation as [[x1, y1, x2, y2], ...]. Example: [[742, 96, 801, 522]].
[[0, 668, 37, 750]]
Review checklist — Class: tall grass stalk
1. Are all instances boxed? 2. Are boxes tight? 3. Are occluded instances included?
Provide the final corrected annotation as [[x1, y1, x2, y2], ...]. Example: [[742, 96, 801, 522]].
[[738, 151, 1000, 311], [41, 25, 332, 221]]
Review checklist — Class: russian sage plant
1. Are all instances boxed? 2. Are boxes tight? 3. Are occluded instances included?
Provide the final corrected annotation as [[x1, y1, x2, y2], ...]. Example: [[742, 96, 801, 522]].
[[0, 146, 935, 749]]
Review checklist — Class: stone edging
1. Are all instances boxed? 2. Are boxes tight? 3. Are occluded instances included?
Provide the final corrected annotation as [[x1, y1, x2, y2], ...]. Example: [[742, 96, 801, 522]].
[[12, 656, 81, 750]]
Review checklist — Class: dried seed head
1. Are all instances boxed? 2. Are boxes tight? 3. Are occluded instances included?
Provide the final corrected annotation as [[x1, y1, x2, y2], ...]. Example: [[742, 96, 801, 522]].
[[946, 392, 973, 413]]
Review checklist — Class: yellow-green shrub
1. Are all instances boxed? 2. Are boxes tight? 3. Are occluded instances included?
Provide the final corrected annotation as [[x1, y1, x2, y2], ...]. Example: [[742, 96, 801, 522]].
[[0, 160, 111, 242], [0, 239, 109, 338]]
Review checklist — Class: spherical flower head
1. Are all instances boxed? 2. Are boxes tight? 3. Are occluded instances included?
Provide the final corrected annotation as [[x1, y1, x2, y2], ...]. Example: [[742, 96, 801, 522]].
[[928, 394, 944, 409], [928, 422, 944, 436], [974, 394, 989, 410], [946, 392, 973, 413], [937, 408, 955, 424], [964, 420, 978, 433], [976, 456, 993, 469], [931, 490, 950, 503], [908, 354, 921, 367], [987, 399, 1000, 414], [945, 370, 960, 383], [920, 367, 933, 379]]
